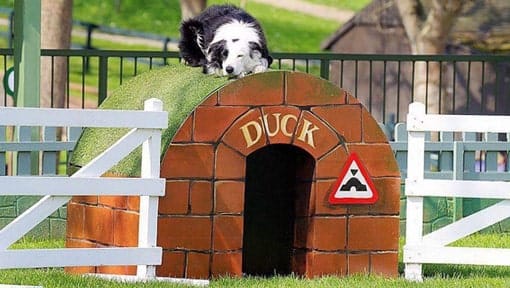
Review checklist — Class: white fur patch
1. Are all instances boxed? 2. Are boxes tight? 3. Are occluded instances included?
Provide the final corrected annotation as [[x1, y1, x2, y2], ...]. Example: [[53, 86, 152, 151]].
[[211, 20, 260, 45]]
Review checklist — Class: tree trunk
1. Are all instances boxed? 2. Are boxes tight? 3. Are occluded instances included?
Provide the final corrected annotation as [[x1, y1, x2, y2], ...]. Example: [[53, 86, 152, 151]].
[[396, 0, 463, 114], [180, 0, 206, 21], [40, 0, 72, 109]]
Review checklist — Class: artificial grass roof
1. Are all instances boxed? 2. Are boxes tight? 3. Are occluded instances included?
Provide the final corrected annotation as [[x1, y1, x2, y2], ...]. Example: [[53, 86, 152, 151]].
[[69, 64, 228, 176]]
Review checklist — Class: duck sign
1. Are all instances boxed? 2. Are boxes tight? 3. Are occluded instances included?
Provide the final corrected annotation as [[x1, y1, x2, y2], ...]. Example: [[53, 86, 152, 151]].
[[329, 152, 379, 205]]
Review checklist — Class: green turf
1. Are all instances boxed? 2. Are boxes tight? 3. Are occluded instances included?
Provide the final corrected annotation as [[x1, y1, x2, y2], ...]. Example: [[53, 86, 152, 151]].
[[70, 64, 228, 176]]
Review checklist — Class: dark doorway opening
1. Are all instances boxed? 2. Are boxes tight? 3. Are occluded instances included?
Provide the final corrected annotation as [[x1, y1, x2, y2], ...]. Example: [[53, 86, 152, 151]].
[[243, 144, 314, 277]]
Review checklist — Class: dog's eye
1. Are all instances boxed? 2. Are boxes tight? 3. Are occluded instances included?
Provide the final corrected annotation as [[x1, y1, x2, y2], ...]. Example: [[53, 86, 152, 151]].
[[222, 50, 228, 57], [237, 54, 244, 58]]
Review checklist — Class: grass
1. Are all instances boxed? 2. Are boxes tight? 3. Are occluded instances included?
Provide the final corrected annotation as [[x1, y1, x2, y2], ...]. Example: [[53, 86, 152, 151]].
[[304, 0, 371, 11], [0, 0, 342, 52], [2, 234, 510, 287]]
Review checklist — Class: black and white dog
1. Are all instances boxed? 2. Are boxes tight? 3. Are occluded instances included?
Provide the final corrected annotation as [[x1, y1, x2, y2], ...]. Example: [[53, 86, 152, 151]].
[[179, 5, 272, 78]]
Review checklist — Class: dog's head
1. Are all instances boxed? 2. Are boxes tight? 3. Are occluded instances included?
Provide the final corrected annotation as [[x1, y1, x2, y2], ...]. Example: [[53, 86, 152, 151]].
[[207, 39, 270, 78]]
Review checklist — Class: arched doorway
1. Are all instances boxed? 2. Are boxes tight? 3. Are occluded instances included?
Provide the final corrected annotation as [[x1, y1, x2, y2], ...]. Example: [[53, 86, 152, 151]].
[[242, 144, 315, 276]]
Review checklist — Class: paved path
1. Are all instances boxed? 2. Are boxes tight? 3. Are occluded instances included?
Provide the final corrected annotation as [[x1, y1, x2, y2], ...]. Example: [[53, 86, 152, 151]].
[[250, 0, 354, 23]]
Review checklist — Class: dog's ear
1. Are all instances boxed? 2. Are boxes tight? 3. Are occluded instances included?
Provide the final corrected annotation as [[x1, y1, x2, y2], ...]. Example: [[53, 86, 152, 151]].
[[248, 41, 262, 58], [267, 55, 273, 67], [249, 41, 273, 67], [208, 40, 227, 62], [180, 19, 203, 35]]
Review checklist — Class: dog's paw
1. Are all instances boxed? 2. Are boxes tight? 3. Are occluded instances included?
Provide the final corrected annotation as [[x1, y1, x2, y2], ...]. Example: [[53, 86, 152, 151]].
[[253, 65, 268, 74]]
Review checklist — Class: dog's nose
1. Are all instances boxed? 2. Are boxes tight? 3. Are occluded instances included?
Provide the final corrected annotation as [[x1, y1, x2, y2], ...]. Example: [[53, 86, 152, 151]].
[[225, 66, 234, 74]]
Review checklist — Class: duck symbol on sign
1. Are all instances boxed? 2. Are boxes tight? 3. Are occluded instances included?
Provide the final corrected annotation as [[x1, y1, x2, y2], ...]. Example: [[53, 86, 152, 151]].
[[328, 152, 378, 205]]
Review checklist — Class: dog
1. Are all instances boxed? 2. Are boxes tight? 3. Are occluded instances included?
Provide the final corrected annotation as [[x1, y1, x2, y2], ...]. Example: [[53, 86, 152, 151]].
[[179, 5, 272, 78]]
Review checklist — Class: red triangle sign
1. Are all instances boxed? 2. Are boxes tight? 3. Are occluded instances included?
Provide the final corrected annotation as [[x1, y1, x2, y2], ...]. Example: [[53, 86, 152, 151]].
[[328, 152, 378, 205]]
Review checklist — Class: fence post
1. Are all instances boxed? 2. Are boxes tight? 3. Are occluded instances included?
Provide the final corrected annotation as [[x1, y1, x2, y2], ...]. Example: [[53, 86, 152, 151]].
[[98, 55, 108, 105], [404, 102, 426, 281], [319, 59, 330, 80], [137, 98, 164, 278]]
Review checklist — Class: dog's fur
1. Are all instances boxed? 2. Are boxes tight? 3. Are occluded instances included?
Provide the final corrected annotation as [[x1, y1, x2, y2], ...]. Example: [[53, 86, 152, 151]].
[[179, 5, 272, 78]]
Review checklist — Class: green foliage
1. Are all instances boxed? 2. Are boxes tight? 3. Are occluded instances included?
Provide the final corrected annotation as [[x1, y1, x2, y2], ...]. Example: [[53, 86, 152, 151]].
[[304, 0, 371, 11], [71, 0, 339, 52]]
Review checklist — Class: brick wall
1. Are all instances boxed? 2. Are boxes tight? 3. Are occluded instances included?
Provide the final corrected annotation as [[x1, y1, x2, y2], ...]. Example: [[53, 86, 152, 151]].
[[66, 71, 400, 279]]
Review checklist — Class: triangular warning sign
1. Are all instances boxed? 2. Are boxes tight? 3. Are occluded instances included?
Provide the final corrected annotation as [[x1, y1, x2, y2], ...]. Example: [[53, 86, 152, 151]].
[[328, 152, 378, 205]]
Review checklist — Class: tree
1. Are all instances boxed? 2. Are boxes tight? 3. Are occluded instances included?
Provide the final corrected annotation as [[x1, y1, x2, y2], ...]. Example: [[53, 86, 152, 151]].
[[179, 0, 206, 21], [396, 0, 464, 114], [40, 0, 73, 108]]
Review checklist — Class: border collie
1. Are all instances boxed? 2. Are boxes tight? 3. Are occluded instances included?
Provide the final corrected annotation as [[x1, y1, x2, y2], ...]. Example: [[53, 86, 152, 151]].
[[179, 5, 272, 78]]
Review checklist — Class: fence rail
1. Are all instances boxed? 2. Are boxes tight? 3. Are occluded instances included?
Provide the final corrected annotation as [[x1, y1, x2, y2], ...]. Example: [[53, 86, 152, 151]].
[[1, 49, 509, 125], [403, 102, 510, 281], [0, 98, 167, 279]]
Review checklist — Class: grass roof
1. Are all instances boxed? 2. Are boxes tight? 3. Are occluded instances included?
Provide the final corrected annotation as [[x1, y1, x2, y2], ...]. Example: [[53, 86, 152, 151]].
[[69, 64, 228, 176]]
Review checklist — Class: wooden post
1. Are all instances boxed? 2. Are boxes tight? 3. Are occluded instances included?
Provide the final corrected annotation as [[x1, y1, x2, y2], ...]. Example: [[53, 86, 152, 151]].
[[14, 0, 41, 108], [404, 102, 425, 281], [137, 98, 164, 278]]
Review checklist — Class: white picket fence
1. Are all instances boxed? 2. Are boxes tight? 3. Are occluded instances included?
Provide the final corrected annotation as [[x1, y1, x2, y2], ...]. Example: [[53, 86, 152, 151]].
[[0, 99, 167, 279], [404, 102, 510, 281]]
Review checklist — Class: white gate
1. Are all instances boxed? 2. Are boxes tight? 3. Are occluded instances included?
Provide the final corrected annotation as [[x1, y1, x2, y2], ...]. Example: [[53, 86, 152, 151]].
[[0, 98, 167, 279], [404, 102, 510, 281]]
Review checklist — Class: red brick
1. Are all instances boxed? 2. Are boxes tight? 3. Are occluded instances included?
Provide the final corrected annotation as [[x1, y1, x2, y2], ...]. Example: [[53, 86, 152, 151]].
[[311, 105, 362, 142], [293, 111, 339, 159], [371, 252, 398, 277], [215, 181, 245, 214], [72, 196, 98, 205], [201, 91, 218, 106], [157, 250, 186, 278], [84, 205, 114, 245], [161, 144, 214, 179], [221, 108, 267, 156], [286, 72, 346, 106], [97, 265, 136, 275], [219, 71, 284, 106], [348, 253, 370, 275], [213, 216, 243, 251], [309, 217, 347, 251], [359, 177, 401, 215], [260, 106, 301, 145], [127, 196, 139, 211], [159, 180, 190, 215], [187, 252, 211, 279], [292, 250, 307, 276], [316, 146, 349, 179], [211, 252, 242, 278], [66, 202, 85, 239], [305, 252, 347, 277], [158, 216, 212, 250], [194, 106, 249, 142], [64, 239, 96, 274], [347, 216, 399, 251], [315, 180, 348, 215], [172, 115, 193, 143], [113, 210, 139, 247], [346, 144, 400, 177], [346, 91, 360, 104], [294, 217, 310, 248], [98, 196, 127, 209], [215, 143, 246, 179], [362, 109, 389, 143], [191, 181, 213, 214]]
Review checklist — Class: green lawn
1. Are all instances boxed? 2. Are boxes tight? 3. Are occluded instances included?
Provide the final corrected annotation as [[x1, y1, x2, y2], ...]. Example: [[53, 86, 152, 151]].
[[0, 0, 366, 52], [303, 0, 371, 11], [72, 0, 340, 53], [1, 234, 510, 287]]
